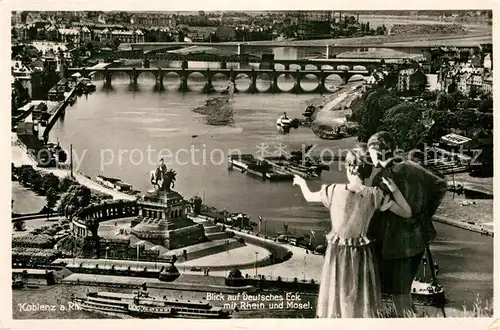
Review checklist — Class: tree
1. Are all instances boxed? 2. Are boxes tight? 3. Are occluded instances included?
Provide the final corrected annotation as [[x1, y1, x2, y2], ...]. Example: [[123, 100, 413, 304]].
[[41, 173, 60, 195], [479, 97, 493, 113], [350, 88, 400, 142], [45, 188, 59, 219], [29, 171, 43, 194], [454, 109, 478, 136], [57, 184, 92, 221], [59, 175, 76, 192], [380, 103, 428, 150]]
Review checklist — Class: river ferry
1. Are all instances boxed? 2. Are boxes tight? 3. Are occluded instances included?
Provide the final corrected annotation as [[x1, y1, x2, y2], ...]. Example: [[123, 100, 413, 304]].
[[72, 290, 232, 319]]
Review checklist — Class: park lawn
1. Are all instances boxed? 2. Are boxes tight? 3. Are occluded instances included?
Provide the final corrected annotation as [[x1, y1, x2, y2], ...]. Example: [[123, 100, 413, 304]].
[[12, 181, 46, 215]]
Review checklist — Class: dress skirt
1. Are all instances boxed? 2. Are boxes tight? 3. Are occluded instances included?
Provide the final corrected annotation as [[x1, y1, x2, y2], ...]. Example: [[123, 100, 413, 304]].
[[316, 235, 382, 318]]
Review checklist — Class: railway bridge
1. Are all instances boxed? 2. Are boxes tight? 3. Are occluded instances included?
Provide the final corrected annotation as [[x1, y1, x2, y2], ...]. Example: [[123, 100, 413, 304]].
[[66, 67, 370, 94]]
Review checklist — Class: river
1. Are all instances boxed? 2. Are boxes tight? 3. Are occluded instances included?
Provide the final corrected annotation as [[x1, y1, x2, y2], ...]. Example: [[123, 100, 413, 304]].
[[37, 62, 493, 316]]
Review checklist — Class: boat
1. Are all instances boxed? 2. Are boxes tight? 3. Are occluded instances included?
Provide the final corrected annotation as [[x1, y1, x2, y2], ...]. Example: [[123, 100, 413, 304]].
[[410, 280, 446, 307], [227, 154, 293, 181], [72, 290, 232, 319], [80, 78, 96, 92], [311, 124, 346, 140], [95, 175, 133, 192], [68, 96, 76, 106], [276, 114, 299, 134]]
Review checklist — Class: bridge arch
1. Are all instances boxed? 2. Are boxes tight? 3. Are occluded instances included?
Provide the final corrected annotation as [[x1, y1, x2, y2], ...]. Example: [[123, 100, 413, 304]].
[[276, 73, 295, 93], [136, 70, 157, 85], [211, 72, 231, 92], [336, 65, 351, 71], [352, 65, 367, 71], [324, 73, 343, 91], [255, 73, 272, 93], [300, 73, 320, 92], [304, 64, 318, 71], [274, 63, 286, 71], [347, 74, 366, 83], [186, 71, 206, 92], [321, 65, 334, 70], [163, 71, 182, 91], [234, 73, 251, 92]]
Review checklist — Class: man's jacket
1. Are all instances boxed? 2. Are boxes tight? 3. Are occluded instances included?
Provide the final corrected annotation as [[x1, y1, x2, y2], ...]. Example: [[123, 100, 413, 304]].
[[369, 160, 448, 259]]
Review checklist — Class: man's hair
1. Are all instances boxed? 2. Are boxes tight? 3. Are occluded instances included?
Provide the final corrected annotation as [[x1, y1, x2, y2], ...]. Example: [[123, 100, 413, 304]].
[[367, 131, 397, 160]]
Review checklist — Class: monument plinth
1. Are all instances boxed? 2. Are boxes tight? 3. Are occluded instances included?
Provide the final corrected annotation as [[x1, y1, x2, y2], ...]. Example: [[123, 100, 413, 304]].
[[130, 162, 206, 249]]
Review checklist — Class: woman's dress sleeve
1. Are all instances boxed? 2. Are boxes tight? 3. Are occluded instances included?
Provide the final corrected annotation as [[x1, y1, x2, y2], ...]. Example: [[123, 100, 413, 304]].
[[320, 184, 335, 208]]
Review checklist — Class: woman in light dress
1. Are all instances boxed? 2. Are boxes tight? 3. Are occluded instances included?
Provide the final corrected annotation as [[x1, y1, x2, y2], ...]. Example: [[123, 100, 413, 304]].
[[293, 144, 413, 318]]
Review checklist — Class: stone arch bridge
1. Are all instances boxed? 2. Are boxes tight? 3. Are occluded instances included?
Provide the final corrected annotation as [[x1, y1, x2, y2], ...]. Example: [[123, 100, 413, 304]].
[[67, 67, 370, 94]]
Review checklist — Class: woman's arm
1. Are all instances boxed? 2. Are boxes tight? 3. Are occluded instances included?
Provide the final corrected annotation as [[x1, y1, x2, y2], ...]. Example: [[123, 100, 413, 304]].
[[293, 175, 322, 202], [381, 177, 412, 218]]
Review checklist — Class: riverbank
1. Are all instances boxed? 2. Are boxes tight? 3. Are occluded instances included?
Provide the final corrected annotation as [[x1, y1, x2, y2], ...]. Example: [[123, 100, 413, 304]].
[[11, 139, 135, 201]]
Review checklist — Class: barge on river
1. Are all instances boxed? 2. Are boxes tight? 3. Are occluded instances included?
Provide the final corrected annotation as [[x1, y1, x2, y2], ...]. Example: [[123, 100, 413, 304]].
[[227, 154, 293, 181], [72, 289, 232, 319]]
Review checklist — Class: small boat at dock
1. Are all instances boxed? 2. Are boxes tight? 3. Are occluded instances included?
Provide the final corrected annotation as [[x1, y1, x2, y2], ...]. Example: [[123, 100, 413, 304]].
[[95, 175, 133, 192]]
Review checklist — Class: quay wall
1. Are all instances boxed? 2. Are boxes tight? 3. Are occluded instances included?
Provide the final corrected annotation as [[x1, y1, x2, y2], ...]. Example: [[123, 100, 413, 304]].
[[433, 215, 493, 236], [42, 84, 79, 143]]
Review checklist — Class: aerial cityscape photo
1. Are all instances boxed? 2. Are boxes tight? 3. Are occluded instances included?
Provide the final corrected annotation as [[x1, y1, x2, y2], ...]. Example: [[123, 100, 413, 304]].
[[10, 10, 493, 320]]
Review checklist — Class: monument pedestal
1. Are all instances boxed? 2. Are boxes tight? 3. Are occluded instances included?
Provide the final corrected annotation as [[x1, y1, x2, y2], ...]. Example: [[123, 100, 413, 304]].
[[131, 189, 206, 249]]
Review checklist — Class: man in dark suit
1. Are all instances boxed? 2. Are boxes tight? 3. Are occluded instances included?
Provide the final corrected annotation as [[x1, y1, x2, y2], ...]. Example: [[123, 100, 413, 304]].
[[367, 131, 448, 317]]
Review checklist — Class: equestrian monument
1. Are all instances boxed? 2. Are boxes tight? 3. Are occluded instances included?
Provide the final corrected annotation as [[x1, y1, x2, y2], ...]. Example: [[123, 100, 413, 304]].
[[130, 160, 207, 249]]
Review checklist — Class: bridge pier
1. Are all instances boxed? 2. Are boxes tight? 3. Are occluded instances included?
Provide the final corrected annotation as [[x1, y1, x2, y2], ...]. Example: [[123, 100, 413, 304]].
[[179, 70, 189, 93], [131, 68, 138, 85], [293, 70, 303, 94], [143, 59, 150, 68], [270, 69, 278, 94], [155, 68, 164, 91], [341, 74, 349, 85], [318, 70, 327, 94], [284, 64, 291, 78], [104, 69, 112, 88], [249, 69, 257, 94], [203, 69, 215, 94], [220, 60, 227, 69], [182, 60, 188, 70]]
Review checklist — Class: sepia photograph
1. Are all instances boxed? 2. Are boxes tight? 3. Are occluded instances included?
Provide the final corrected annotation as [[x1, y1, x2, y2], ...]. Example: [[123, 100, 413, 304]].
[[8, 7, 494, 322]]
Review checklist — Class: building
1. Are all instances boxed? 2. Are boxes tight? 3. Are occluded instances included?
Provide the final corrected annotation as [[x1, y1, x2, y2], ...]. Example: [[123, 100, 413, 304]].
[[130, 13, 174, 27], [397, 68, 427, 93], [110, 29, 145, 43], [215, 26, 236, 41], [482, 74, 493, 94], [466, 73, 483, 96], [289, 11, 332, 40], [483, 53, 492, 70], [58, 28, 80, 44], [80, 26, 92, 43], [12, 24, 30, 41]]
